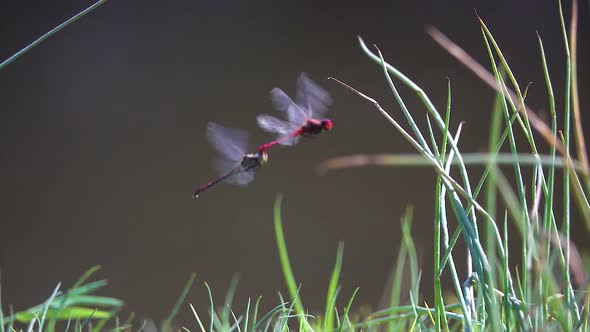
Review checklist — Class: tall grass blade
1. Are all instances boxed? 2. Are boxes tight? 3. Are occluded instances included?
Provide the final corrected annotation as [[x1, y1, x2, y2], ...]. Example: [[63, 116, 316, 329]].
[[337, 287, 359, 332], [566, 0, 588, 179], [425, 26, 568, 159], [203, 282, 214, 332], [163, 272, 197, 331], [248, 297, 262, 332], [243, 298, 251, 332], [273, 193, 304, 317], [324, 241, 344, 331], [0, 0, 108, 70], [222, 274, 241, 329]]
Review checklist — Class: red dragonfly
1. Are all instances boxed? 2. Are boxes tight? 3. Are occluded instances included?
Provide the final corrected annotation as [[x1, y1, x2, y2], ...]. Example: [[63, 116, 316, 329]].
[[193, 122, 268, 198], [257, 73, 333, 153]]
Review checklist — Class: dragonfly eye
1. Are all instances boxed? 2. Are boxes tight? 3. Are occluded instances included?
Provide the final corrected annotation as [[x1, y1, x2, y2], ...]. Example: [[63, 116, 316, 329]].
[[322, 119, 333, 131]]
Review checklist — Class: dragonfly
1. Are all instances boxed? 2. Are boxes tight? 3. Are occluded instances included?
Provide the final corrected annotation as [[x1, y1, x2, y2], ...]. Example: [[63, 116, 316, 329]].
[[193, 122, 268, 198], [257, 73, 333, 153]]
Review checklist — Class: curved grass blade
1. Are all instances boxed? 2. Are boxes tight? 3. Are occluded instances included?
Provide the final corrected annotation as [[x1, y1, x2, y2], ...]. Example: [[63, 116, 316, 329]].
[[425, 26, 569, 161], [242, 298, 251, 332], [204, 282, 214, 332], [324, 287, 341, 331], [27, 283, 60, 332], [71, 266, 102, 291], [46, 266, 103, 332], [250, 303, 287, 332], [324, 241, 344, 331], [279, 285, 301, 332], [337, 287, 359, 332], [0, 0, 108, 70], [163, 272, 197, 331], [273, 193, 304, 316], [222, 274, 240, 329], [248, 296, 262, 332], [189, 303, 206, 332], [228, 308, 242, 332]]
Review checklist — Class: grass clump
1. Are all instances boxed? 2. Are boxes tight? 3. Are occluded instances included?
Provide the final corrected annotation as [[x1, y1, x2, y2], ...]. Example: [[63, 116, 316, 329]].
[[1, 266, 124, 332], [312, 2, 588, 330]]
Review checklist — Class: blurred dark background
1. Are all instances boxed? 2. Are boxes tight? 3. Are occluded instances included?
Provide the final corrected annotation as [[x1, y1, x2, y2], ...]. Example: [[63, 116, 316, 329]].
[[1, 0, 588, 325]]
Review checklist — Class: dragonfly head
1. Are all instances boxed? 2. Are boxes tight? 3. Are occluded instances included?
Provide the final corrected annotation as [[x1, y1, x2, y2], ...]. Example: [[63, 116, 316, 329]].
[[321, 119, 333, 131]]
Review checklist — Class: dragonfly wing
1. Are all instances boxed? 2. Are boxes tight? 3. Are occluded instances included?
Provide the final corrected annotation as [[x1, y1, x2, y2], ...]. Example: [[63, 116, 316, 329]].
[[225, 169, 255, 186], [270, 87, 308, 126], [270, 88, 293, 113], [295, 73, 333, 119], [211, 159, 255, 186], [207, 122, 249, 162], [257, 114, 299, 146], [257, 114, 292, 135]]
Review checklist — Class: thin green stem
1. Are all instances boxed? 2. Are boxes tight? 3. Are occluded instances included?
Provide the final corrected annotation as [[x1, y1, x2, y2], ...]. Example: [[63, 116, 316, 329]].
[[0, 0, 108, 70]]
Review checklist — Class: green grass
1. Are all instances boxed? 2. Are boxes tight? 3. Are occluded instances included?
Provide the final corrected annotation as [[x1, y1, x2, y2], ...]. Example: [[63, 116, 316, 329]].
[[0, 266, 124, 332], [2, 1, 589, 331]]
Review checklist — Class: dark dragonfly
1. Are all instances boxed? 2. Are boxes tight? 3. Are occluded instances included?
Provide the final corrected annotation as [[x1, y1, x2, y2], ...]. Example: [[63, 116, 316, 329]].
[[193, 122, 268, 198]]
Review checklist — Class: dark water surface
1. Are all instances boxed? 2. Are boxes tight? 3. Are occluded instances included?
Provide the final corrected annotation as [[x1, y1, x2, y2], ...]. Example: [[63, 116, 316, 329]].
[[1, 0, 588, 325]]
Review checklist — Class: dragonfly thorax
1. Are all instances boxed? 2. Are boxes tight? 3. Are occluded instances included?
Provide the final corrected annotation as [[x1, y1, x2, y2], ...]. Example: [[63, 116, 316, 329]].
[[300, 118, 333, 137], [241, 152, 268, 170]]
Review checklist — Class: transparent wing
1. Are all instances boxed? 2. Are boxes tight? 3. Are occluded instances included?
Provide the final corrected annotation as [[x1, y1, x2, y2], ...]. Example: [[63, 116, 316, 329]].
[[256, 114, 299, 145], [226, 169, 255, 186], [294, 73, 333, 119], [257, 114, 294, 135], [206, 122, 249, 162], [280, 135, 300, 146], [270, 87, 308, 126], [212, 158, 255, 186]]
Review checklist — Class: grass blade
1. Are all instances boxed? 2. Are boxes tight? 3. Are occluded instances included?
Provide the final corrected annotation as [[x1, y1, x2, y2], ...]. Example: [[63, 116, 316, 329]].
[[251, 303, 286, 332], [337, 287, 359, 332], [189, 303, 206, 332], [273, 193, 304, 317], [324, 242, 344, 331], [0, 0, 108, 70], [203, 282, 214, 332], [222, 274, 240, 329], [163, 272, 197, 331]]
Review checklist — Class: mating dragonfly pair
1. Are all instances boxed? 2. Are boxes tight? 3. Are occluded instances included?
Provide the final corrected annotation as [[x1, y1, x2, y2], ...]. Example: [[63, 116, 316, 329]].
[[193, 73, 333, 198]]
